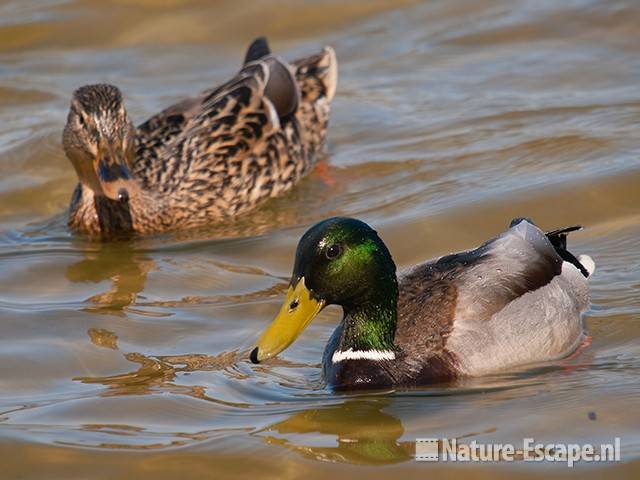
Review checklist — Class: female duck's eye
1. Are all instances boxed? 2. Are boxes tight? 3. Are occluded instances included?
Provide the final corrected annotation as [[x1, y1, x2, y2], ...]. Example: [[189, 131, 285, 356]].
[[325, 244, 343, 260], [77, 115, 86, 127]]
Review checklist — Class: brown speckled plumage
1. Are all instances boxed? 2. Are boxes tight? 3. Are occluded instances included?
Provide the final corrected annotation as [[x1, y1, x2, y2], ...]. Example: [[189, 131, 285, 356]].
[[65, 38, 338, 237]]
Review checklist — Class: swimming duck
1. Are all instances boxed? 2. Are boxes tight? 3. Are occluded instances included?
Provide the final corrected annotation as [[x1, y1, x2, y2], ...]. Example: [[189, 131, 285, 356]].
[[64, 37, 337, 236], [250, 217, 595, 390]]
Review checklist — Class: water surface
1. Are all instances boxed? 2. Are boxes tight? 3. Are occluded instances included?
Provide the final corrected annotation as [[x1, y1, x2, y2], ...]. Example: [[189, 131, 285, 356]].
[[0, 0, 639, 478]]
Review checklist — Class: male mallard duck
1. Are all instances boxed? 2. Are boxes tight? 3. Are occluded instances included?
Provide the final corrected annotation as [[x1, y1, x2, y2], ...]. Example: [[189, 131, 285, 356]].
[[250, 217, 595, 390], [64, 37, 337, 236]]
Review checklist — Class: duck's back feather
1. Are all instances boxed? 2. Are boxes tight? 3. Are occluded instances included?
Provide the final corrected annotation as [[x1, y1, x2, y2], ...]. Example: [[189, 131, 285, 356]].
[[135, 37, 282, 164], [132, 54, 309, 221], [395, 219, 592, 378]]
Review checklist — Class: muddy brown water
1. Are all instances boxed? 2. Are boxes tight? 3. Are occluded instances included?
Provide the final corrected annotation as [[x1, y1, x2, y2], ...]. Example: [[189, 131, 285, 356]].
[[0, 0, 639, 478]]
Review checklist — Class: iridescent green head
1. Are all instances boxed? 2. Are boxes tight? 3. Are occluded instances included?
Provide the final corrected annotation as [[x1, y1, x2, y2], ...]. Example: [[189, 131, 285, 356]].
[[292, 217, 397, 308], [251, 217, 398, 363]]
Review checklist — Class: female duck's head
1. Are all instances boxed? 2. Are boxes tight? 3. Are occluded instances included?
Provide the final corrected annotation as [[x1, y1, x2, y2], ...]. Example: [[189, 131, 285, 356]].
[[63, 84, 136, 202], [251, 217, 398, 363]]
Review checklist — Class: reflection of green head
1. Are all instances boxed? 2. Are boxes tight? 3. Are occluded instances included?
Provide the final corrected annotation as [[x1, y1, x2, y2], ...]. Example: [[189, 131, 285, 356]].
[[262, 399, 412, 465]]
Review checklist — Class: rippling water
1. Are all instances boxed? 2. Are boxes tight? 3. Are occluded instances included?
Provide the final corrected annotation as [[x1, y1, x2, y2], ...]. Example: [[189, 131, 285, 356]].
[[0, 0, 639, 478]]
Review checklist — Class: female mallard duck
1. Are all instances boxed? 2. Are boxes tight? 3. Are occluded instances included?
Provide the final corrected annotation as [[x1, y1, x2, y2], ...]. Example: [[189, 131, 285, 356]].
[[250, 217, 595, 390], [64, 37, 337, 236]]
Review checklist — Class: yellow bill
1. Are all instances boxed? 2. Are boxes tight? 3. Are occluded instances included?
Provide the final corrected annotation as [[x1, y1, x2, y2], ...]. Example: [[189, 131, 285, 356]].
[[250, 277, 325, 363]]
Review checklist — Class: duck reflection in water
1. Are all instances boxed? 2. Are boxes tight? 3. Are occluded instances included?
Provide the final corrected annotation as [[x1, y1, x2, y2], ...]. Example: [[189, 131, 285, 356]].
[[65, 240, 155, 314], [256, 398, 414, 465], [77, 327, 241, 402]]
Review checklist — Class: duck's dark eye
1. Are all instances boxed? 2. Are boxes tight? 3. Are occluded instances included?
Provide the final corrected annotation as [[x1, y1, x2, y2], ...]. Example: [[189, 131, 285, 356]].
[[77, 114, 85, 127], [325, 244, 343, 260]]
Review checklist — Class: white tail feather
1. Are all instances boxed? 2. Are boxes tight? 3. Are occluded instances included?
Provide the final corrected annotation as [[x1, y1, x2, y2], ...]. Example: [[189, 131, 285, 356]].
[[578, 255, 596, 276]]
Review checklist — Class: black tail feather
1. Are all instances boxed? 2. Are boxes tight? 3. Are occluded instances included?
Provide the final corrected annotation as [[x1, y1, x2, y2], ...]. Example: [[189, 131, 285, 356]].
[[545, 225, 583, 251], [244, 37, 271, 65], [545, 225, 589, 278], [510, 218, 590, 278]]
